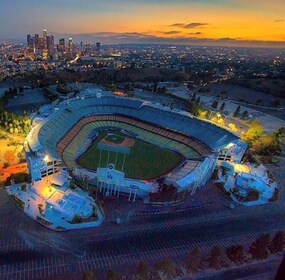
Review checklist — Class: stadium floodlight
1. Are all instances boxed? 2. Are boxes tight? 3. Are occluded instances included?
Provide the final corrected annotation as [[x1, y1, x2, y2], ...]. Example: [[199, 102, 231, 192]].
[[44, 155, 50, 163]]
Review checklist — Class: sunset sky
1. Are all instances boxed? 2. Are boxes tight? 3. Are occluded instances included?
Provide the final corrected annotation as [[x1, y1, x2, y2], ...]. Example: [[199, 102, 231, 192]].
[[0, 0, 284, 47]]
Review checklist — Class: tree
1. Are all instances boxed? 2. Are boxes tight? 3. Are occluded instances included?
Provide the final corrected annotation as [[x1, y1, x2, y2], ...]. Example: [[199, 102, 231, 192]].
[[211, 100, 218, 109], [241, 111, 249, 120], [196, 96, 201, 103], [89, 185, 95, 195], [219, 102, 225, 111], [228, 123, 238, 133], [69, 180, 77, 189], [275, 127, 285, 142], [272, 100, 282, 108], [241, 120, 264, 145], [71, 215, 84, 223], [198, 109, 208, 119], [155, 259, 176, 278], [251, 134, 278, 155], [184, 247, 201, 272], [82, 270, 95, 280], [160, 86, 167, 94], [187, 101, 202, 116], [216, 117, 225, 126], [38, 204, 44, 214], [190, 92, 197, 101], [209, 246, 222, 269], [269, 231, 285, 254], [220, 90, 227, 98], [134, 261, 149, 280], [153, 82, 158, 93], [249, 234, 270, 259], [106, 269, 120, 280], [233, 105, 241, 117], [250, 127, 285, 156], [226, 245, 245, 263], [5, 172, 29, 185]]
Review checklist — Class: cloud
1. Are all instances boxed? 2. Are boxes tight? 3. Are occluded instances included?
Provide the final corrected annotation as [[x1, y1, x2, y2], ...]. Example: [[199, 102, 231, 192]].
[[171, 23, 186, 27], [275, 19, 284, 22], [67, 31, 155, 40], [184, 22, 209, 28], [218, 37, 235, 41], [53, 31, 285, 48], [162, 30, 181, 35], [188, 32, 202, 35], [170, 22, 209, 29]]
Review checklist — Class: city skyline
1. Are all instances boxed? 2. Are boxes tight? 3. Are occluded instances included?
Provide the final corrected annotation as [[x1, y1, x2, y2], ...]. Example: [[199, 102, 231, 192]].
[[1, 0, 285, 48]]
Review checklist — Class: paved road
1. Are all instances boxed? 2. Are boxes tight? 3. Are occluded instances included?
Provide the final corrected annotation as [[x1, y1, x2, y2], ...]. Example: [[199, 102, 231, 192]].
[[195, 256, 282, 280], [0, 181, 285, 280]]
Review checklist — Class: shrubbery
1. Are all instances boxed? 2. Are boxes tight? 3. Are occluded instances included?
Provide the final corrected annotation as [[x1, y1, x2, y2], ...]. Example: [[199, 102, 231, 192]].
[[5, 172, 29, 186], [0, 110, 31, 136], [71, 215, 84, 224]]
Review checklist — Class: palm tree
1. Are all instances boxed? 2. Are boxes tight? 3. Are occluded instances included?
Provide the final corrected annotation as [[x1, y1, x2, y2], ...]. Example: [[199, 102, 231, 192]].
[[106, 268, 120, 280], [184, 247, 201, 272], [89, 185, 95, 195], [219, 102, 225, 111], [233, 105, 241, 117], [82, 270, 95, 280], [155, 258, 176, 279], [249, 234, 270, 260], [270, 231, 285, 254], [226, 245, 245, 264], [134, 260, 149, 280], [209, 246, 222, 269]]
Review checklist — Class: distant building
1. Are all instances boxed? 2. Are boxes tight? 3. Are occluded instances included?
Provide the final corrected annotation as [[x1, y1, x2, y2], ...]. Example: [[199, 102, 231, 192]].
[[84, 43, 92, 55], [96, 42, 101, 52], [47, 35, 54, 56], [26, 30, 56, 58], [38, 37, 44, 49], [67, 37, 73, 57], [58, 38, 65, 52], [27, 34, 32, 47], [34, 34, 39, 49], [43, 29, 47, 49]]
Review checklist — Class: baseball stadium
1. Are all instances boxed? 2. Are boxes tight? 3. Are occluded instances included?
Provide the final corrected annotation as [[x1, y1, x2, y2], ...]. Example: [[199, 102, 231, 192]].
[[8, 93, 247, 230]]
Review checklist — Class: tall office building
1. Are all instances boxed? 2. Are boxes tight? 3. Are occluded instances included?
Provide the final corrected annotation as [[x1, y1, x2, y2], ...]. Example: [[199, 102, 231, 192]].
[[34, 34, 39, 49], [58, 38, 65, 52], [47, 35, 54, 55], [84, 43, 92, 55], [43, 29, 48, 49], [67, 37, 73, 56], [27, 34, 32, 47], [96, 42, 101, 52], [38, 37, 44, 49]]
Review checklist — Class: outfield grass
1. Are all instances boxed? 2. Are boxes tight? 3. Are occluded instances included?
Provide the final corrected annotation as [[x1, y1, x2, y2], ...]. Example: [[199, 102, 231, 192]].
[[77, 131, 184, 179]]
